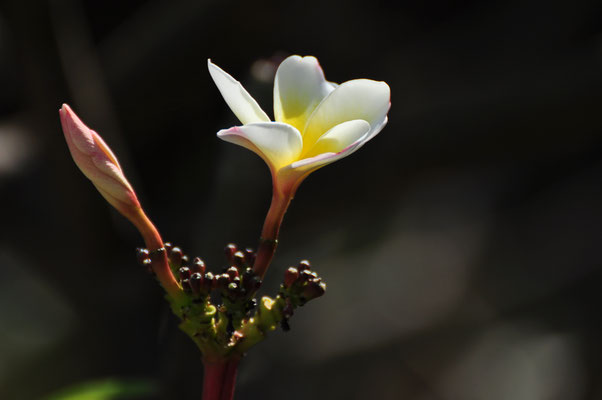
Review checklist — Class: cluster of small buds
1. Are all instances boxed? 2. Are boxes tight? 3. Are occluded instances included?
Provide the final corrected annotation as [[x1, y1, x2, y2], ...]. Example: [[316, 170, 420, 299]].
[[136, 243, 326, 355], [279, 260, 326, 331], [136, 243, 262, 303], [219, 243, 261, 301]]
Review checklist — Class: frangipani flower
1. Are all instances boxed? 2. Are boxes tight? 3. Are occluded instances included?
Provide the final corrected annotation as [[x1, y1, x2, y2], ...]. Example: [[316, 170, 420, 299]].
[[208, 55, 391, 197]]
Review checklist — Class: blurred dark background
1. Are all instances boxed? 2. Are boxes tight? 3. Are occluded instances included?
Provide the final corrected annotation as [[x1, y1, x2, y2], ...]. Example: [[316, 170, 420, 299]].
[[1, 0, 602, 399]]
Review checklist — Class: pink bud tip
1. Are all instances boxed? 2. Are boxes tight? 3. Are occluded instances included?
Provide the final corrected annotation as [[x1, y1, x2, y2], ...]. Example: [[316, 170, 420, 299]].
[[59, 104, 140, 213]]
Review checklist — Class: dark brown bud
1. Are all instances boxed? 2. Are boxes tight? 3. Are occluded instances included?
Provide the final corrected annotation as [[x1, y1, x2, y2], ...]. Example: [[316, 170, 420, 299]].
[[181, 279, 192, 293], [192, 257, 206, 274], [180, 255, 190, 267], [301, 281, 326, 301], [190, 272, 203, 295], [298, 260, 311, 272], [179, 266, 191, 280], [224, 243, 237, 262], [169, 247, 183, 266], [135, 248, 150, 266], [226, 266, 239, 280], [217, 273, 230, 289], [244, 248, 256, 266], [298, 269, 317, 283], [233, 251, 246, 268], [204, 272, 214, 291], [284, 267, 299, 288]]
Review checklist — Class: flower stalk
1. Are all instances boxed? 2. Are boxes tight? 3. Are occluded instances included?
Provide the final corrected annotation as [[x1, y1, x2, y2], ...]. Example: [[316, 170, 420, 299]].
[[253, 187, 292, 279], [202, 357, 240, 400]]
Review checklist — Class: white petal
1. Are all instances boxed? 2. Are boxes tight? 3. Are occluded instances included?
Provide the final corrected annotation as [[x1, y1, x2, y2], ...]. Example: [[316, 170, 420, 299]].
[[277, 140, 363, 192], [208, 59, 270, 125], [217, 122, 302, 171], [303, 119, 370, 158], [302, 79, 390, 152], [273, 55, 336, 131]]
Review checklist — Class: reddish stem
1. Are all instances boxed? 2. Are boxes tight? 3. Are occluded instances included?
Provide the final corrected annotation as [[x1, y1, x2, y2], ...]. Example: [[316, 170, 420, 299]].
[[125, 207, 183, 300], [202, 358, 240, 400], [252, 190, 292, 279]]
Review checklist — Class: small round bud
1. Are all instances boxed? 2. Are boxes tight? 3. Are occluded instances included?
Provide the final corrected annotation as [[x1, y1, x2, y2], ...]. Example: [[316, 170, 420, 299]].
[[302, 281, 326, 301], [217, 273, 230, 289], [192, 257, 206, 274], [228, 282, 238, 291], [179, 266, 191, 280], [226, 266, 239, 280], [233, 251, 246, 268], [244, 248, 256, 265], [190, 272, 203, 295], [224, 243, 237, 262], [164, 242, 173, 252], [180, 255, 190, 267], [169, 247, 183, 265], [284, 267, 299, 288], [298, 269, 317, 283], [298, 260, 311, 272], [204, 272, 214, 291]]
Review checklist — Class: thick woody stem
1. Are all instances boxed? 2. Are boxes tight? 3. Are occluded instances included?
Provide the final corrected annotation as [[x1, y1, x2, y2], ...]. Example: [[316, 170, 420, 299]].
[[252, 189, 292, 279], [202, 358, 240, 400]]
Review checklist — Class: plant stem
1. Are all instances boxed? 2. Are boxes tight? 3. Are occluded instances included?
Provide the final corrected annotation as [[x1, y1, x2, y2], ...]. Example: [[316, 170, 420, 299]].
[[202, 358, 240, 400], [126, 207, 183, 300], [253, 189, 292, 279]]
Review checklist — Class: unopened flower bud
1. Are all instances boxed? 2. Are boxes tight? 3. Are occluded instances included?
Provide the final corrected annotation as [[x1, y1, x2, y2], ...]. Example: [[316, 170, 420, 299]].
[[233, 251, 246, 268], [224, 243, 237, 262], [190, 272, 203, 295], [179, 266, 191, 280], [217, 273, 230, 289], [297, 260, 311, 272], [226, 266, 239, 280], [244, 248, 256, 266], [284, 267, 299, 288], [169, 247, 183, 266], [298, 269, 317, 283], [204, 272, 214, 291], [181, 279, 192, 293], [60, 104, 141, 216], [301, 281, 326, 301], [180, 255, 190, 267], [192, 257, 206, 274]]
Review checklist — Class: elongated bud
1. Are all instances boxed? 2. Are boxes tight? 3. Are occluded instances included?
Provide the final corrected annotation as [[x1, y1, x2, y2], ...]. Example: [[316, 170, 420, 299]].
[[60, 104, 182, 300], [60, 104, 140, 215]]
